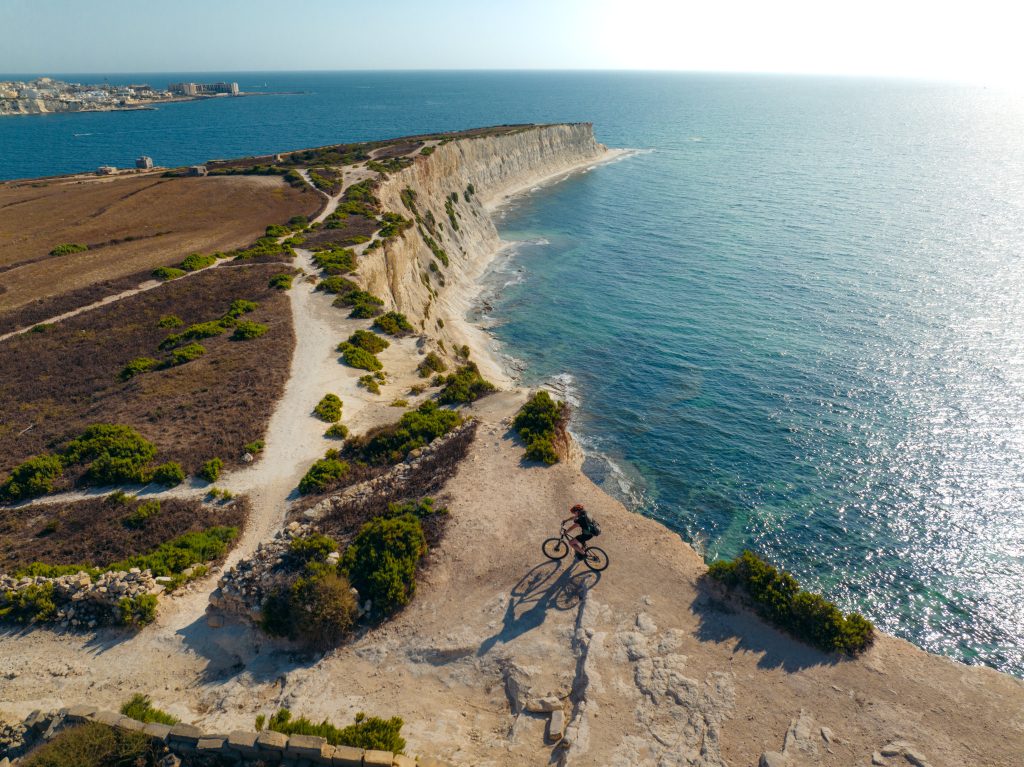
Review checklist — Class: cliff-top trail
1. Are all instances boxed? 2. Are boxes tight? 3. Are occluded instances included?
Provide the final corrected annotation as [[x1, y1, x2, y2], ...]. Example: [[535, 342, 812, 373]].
[[1, 124, 1022, 767]]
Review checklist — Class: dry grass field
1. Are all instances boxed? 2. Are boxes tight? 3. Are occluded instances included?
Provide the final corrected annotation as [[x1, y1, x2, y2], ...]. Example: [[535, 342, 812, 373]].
[[0, 172, 318, 319], [0, 264, 294, 480], [0, 495, 248, 571]]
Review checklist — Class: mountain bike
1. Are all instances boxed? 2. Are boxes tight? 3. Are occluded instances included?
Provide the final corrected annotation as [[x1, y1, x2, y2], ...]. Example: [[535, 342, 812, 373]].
[[542, 526, 609, 572]]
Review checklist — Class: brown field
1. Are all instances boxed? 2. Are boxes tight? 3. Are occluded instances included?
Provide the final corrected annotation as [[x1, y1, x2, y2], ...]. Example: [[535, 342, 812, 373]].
[[0, 263, 294, 479], [0, 173, 319, 318], [0, 495, 248, 571]]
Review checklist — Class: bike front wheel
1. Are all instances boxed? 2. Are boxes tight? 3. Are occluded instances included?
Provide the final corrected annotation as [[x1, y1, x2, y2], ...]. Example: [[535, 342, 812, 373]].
[[583, 546, 609, 572], [542, 537, 568, 559]]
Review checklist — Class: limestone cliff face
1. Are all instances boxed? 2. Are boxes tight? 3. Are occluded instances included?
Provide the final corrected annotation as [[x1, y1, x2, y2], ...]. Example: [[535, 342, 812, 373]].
[[357, 123, 606, 371]]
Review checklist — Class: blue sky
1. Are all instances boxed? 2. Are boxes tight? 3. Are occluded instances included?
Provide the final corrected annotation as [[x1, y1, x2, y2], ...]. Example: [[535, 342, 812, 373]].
[[1, 0, 1021, 85]]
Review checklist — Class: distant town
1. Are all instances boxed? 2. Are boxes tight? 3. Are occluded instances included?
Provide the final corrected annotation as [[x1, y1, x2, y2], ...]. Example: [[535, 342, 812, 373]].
[[0, 77, 243, 116]]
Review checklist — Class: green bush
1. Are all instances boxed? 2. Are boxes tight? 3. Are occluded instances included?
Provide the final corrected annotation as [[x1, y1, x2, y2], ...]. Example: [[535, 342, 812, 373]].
[[325, 423, 349, 439], [420, 145, 435, 156], [348, 401, 461, 466], [417, 351, 447, 378], [287, 572, 358, 649], [269, 273, 294, 290], [119, 356, 160, 380], [358, 374, 381, 394], [437, 363, 495, 405], [63, 424, 157, 486], [298, 450, 349, 494], [421, 232, 449, 266], [287, 532, 338, 565], [707, 550, 875, 655], [150, 462, 185, 486], [244, 440, 265, 454], [317, 275, 360, 295], [445, 197, 459, 231], [342, 513, 426, 616], [312, 248, 357, 275], [0, 582, 57, 624], [111, 526, 238, 577], [159, 321, 224, 349], [1, 454, 65, 501], [120, 694, 179, 725], [118, 594, 158, 627], [314, 393, 343, 422], [232, 321, 268, 340], [265, 709, 405, 753], [345, 329, 389, 354], [224, 299, 259, 319], [152, 266, 186, 281], [513, 391, 567, 465], [49, 243, 88, 256], [374, 311, 413, 336], [157, 314, 183, 328], [180, 252, 217, 272], [199, 457, 223, 483], [167, 342, 206, 366], [345, 293, 385, 318], [338, 343, 382, 372], [265, 224, 290, 237], [21, 722, 156, 767], [123, 499, 161, 529], [386, 497, 447, 519]]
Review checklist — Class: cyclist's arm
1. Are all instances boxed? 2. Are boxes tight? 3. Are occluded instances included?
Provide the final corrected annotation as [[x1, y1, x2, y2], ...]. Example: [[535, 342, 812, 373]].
[[564, 521, 580, 534]]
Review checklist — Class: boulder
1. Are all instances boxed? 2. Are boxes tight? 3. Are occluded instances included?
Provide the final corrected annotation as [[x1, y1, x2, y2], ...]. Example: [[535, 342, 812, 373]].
[[759, 753, 786, 767], [525, 696, 562, 713], [547, 709, 566, 742]]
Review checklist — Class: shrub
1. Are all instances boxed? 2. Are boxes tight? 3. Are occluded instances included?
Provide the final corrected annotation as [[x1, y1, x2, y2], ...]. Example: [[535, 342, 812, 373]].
[[1, 454, 65, 501], [348, 401, 461, 466], [265, 709, 405, 753], [345, 293, 386, 318], [150, 461, 185, 486], [21, 722, 155, 767], [167, 342, 206, 366], [111, 526, 238, 577], [437, 363, 495, 405], [118, 594, 158, 627], [49, 242, 88, 256], [233, 321, 268, 340], [417, 352, 447, 378], [265, 224, 290, 237], [325, 423, 349, 439], [223, 298, 259, 319], [0, 582, 57, 623], [123, 499, 161, 529], [421, 233, 449, 266], [513, 390, 568, 465], [455, 344, 471, 360], [287, 532, 338, 565], [157, 314, 183, 328], [420, 145, 435, 156], [269, 273, 294, 290], [345, 329, 389, 354], [707, 550, 875, 655], [374, 311, 413, 336], [317, 275, 360, 295], [30, 323, 53, 333], [314, 393, 343, 422], [180, 252, 217, 272], [338, 343, 382, 372], [342, 513, 426, 616], [199, 457, 223, 482], [119, 356, 160, 380], [244, 440, 265, 454], [120, 694, 179, 725], [358, 375, 381, 394], [445, 197, 459, 231], [299, 451, 349, 494], [390, 399, 408, 408], [312, 248, 357, 275], [152, 266, 186, 281], [387, 497, 447, 519], [288, 571, 358, 649], [63, 424, 157, 486]]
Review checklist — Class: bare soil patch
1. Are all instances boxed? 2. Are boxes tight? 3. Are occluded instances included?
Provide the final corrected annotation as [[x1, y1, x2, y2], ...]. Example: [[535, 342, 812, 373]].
[[0, 174, 319, 317], [0, 264, 294, 479], [0, 495, 248, 571]]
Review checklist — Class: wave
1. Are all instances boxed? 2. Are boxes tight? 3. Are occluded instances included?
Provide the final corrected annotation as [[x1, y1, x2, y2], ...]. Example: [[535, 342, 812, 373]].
[[73, 133, 94, 137]]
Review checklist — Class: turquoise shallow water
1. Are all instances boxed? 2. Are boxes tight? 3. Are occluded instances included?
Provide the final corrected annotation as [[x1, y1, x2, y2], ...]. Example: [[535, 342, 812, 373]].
[[2, 72, 1023, 675]]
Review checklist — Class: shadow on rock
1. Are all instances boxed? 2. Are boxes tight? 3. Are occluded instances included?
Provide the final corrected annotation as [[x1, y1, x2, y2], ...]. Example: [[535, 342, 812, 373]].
[[176, 613, 308, 683], [691, 576, 840, 673], [477, 558, 601, 657]]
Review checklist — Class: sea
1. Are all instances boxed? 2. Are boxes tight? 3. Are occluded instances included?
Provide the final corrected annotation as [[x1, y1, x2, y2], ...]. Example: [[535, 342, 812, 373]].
[[2, 71, 1023, 677]]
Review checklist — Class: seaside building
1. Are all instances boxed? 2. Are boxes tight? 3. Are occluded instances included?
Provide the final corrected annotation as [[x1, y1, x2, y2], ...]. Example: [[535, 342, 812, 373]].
[[169, 81, 239, 96], [96, 165, 117, 175], [188, 165, 208, 176], [136, 156, 153, 169]]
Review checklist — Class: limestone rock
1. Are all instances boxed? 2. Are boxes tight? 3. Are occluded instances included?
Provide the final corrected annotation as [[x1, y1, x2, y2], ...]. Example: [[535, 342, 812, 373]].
[[759, 752, 787, 767]]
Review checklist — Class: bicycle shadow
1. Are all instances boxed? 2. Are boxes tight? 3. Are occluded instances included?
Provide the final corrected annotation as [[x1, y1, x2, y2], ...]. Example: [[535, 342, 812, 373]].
[[477, 557, 601, 657]]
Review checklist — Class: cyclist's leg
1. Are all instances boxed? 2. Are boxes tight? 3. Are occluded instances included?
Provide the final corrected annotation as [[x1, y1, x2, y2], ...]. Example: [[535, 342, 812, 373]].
[[574, 533, 592, 558]]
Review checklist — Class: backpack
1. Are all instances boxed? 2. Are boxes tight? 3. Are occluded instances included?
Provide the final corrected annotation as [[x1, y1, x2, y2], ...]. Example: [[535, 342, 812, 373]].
[[588, 517, 602, 537]]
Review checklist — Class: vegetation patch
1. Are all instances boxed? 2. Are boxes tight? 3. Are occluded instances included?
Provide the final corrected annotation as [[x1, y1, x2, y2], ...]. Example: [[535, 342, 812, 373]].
[[513, 390, 568, 465], [358, 374, 381, 394], [268, 272, 294, 290], [374, 311, 413, 336], [157, 314, 183, 328], [367, 156, 414, 175], [378, 212, 412, 240], [317, 275, 360, 295], [199, 457, 223, 483], [325, 423, 349, 440], [232, 320, 268, 340], [21, 722, 158, 767], [420, 230, 449, 267], [707, 550, 875, 655], [122, 499, 161, 529], [314, 393, 343, 423], [338, 343, 383, 372], [437, 363, 495, 405], [152, 266, 186, 281], [180, 252, 217, 272], [417, 351, 447, 378], [342, 512, 426, 617], [445, 196, 459, 231], [345, 401, 462, 466], [299, 449, 350, 495], [49, 243, 89, 256], [312, 247, 357, 275], [264, 708, 405, 753], [120, 694, 179, 725], [345, 329, 390, 354]]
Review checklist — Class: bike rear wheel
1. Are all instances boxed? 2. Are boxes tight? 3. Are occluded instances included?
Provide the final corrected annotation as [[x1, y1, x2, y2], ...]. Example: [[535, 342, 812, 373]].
[[542, 537, 568, 559], [583, 546, 609, 571]]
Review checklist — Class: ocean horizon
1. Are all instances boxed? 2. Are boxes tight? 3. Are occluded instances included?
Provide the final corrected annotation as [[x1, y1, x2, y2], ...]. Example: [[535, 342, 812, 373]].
[[3, 70, 1023, 678]]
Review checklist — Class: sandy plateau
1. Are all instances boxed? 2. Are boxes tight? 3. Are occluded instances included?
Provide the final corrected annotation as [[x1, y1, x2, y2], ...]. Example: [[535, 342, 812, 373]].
[[1, 125, 1023, 767]]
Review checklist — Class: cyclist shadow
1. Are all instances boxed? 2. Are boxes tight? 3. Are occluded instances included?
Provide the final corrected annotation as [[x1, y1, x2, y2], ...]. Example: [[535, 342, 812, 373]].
[[477, 558, 601, 657]]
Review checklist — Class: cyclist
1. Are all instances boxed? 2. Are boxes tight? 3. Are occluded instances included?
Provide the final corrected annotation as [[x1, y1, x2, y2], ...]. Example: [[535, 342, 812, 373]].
[[563, 503, 598, 560]]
